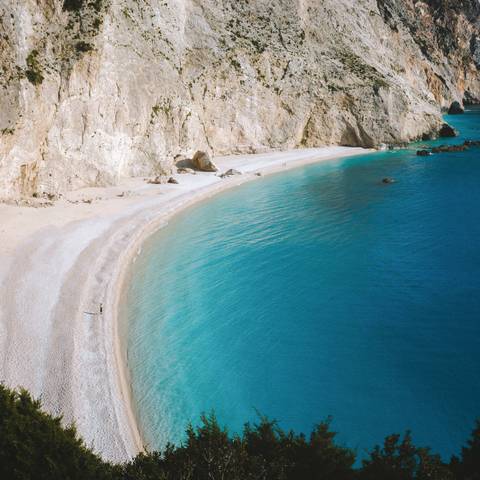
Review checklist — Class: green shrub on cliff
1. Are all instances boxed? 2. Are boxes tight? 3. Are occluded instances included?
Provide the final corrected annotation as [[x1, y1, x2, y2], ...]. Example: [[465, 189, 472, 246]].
[[25, 50, 44, 86]]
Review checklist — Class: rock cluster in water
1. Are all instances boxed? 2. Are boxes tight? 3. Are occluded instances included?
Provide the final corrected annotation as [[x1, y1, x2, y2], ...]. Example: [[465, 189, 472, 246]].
[[417, 140, 480, 156]]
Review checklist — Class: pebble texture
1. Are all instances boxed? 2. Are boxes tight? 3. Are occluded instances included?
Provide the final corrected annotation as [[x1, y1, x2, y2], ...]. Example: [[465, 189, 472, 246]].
[[0, 0, 479, 198]]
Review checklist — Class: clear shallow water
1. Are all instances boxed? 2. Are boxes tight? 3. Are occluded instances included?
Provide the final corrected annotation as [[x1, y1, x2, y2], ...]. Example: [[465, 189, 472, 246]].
[[125, 109, 480, 460]]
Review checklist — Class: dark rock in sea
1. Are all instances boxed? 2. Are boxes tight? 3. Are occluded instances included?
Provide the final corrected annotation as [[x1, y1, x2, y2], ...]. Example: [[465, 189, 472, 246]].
[[448, 101, 464, 115], [168, 177, 179, 184], [417, 150, 431, 156], [464, 140, 480, 147], [439, 123, 457, 138], [382, 177, 396, 184], [431, 144, 468, 153]]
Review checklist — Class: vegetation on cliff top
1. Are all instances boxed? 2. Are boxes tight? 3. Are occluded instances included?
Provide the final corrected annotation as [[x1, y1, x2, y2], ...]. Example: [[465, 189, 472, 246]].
[[0, 384, 479, 480]]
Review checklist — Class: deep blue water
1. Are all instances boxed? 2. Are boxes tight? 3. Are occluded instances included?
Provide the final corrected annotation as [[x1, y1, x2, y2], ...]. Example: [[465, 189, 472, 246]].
[[124, 109, 480, 460]]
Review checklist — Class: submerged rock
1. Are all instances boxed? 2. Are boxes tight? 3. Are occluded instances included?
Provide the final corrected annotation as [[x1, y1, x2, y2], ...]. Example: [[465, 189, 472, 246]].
[[192, 151, 218, 172], [439, 123, 457, 138], [448, 101, 464, 115], [382, 177, 396, 184]]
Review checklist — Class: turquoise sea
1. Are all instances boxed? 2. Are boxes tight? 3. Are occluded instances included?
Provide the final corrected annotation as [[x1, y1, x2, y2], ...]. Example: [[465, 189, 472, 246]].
[[124, 108, 480, 460]]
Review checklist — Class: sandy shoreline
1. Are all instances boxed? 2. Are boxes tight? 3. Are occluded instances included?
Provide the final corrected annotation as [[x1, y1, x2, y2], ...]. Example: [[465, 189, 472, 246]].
[[0, 146, 371, 461]]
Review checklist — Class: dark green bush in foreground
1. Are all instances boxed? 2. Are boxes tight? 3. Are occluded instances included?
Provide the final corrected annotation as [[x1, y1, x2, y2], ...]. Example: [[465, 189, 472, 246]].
[[0, 384, 479, 480], [0, 386, 116, 479]]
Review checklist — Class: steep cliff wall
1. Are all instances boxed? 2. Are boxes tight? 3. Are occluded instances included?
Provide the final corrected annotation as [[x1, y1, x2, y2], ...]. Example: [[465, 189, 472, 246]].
[[1, 0, 479, 199]]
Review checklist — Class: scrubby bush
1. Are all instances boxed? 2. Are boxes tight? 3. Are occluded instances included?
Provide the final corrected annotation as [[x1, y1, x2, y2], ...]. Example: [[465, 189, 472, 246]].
[[0, 384, 479, 479], [0, 385, 117, 479], [25, 50, 44, 85], [359, 432, 454, 480], [75, 41, 93, 52], [451, 420, 480, 480]]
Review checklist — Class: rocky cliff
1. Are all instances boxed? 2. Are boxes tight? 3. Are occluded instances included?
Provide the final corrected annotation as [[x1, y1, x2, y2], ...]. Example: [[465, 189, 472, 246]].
[[1, 0, 479, 199]]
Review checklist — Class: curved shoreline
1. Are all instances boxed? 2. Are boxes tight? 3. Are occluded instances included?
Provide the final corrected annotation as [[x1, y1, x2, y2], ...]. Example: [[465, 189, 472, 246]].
[[0, 147, 372, 461], [107, 147, 374, 455]]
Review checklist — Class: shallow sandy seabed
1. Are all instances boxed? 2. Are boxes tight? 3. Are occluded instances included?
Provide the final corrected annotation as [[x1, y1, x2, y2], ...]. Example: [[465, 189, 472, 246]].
[[0, 147, 370, 461]]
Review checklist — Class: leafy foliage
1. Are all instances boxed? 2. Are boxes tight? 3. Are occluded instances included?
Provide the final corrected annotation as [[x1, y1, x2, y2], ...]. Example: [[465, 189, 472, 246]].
[[0, 385, 117, 479], [451, 420, 480, 480], [359, 432, 454, 480], [0, 384, 479, 479]]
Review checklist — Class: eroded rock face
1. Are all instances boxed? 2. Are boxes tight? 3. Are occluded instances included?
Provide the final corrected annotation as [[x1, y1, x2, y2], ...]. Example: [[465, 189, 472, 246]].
[[0, 0, 479, 199]]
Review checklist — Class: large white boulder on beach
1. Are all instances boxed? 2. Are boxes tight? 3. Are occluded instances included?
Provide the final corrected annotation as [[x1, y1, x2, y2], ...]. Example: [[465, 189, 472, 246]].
[[192, 151, 218, 172]]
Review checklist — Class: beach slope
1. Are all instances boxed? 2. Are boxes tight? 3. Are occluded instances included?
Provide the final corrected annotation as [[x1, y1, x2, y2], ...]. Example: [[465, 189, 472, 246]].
[[0, 147, 369, 461]]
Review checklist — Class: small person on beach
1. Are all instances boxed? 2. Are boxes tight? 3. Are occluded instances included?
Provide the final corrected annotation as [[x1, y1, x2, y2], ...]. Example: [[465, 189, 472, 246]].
[[99, 303, 103, 315]]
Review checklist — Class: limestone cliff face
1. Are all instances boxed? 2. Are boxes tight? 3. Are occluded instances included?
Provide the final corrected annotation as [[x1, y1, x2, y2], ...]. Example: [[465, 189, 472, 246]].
[[0, 0, 479, 199]]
